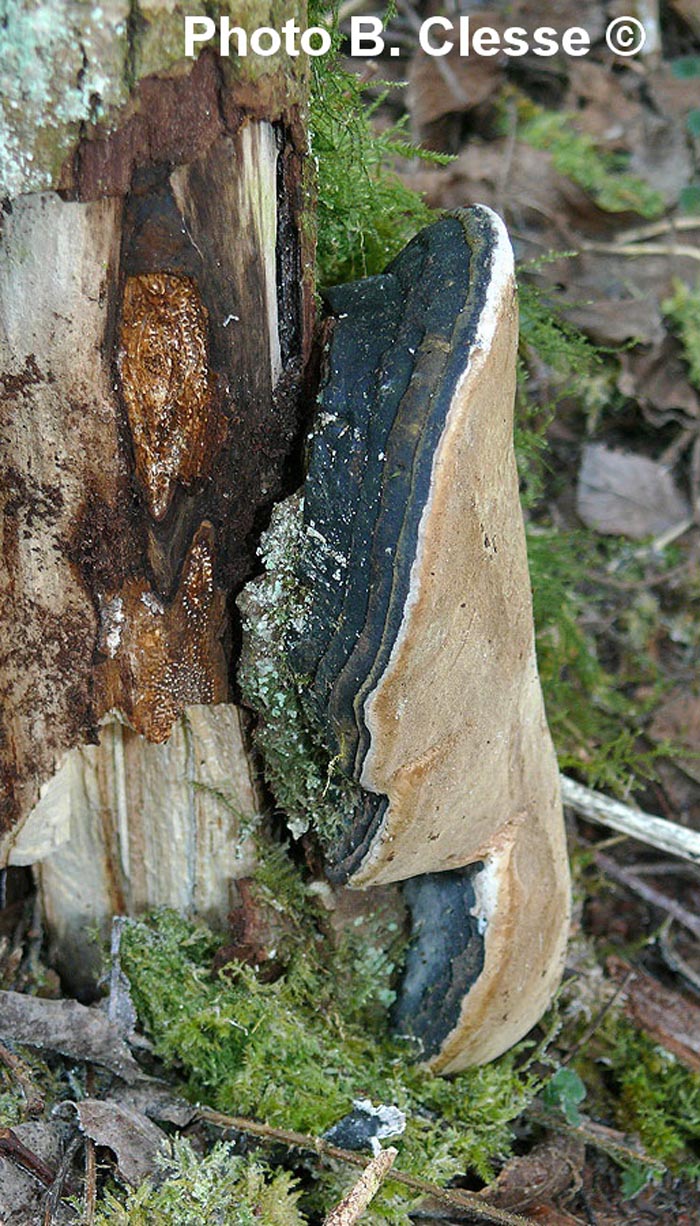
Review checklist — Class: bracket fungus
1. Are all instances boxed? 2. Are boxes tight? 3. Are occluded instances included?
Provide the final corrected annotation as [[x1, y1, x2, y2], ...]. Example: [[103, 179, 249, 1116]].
[[240, 205, 570, 1071]]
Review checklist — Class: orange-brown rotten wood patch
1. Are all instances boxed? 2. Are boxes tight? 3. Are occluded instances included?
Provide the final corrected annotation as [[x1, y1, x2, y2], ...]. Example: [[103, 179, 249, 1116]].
[[118, 273, 227, 521], [96, 522, 228, 743]]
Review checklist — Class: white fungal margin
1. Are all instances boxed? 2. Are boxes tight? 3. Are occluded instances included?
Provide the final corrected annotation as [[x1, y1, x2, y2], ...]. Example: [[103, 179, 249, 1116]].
[[470, 854, 501, 935]]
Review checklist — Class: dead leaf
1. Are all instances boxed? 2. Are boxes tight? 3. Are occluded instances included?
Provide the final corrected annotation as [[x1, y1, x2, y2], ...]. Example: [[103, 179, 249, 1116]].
[[0, 1121, 74, 1226], [607, 955, 700, 1071], [74, 1099, 168, 1187], [563, 60, 643, 149], [402, 139, 639, 237], [561, 296, 664, 347], [408, 14, 505, 149], [0, 990, 146, 1082], [109, 1081, 197, 1127], [576, 444, 690, 538], [649, 689, 700, 783], [478, 1134, 585, 1210], [619, 336, 700, 421], [666, 0, 700, 40], [626, 109, 694, 207]]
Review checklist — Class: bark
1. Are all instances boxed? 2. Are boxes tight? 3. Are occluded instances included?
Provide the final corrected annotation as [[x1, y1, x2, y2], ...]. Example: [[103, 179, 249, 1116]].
[[0, 5, 313, 980]]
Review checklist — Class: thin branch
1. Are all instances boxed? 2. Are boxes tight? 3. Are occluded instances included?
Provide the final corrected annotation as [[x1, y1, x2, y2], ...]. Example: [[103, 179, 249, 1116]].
[[658, 917, 700, 995], [42, 1134, 82, 1226], [84, 1138, 97, 1226], [0, 1126, 55, 1188], [587, 561, 692, 591], [596, 852, 700, 940], [611, 217, 700, 245], [580, 239, 700, 263], [561, 968, 636, 1066], [525, 1103, 660, 1170], [560, 775, 700, 865], [196, 1107, 535, 1226], [324, 1147, 397, 1226]]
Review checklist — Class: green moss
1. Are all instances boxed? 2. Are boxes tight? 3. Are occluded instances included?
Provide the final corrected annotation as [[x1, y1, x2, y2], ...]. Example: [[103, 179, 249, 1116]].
[[0, 1046, 68, 1128], [309, 5, 448, 287], [663, 279, 700, 388], [0, 1088, 24, 1127], [117, 907, 543, 1223], [573, 1015, 700, 1185], [515, 101, 664, 219], [95, 1141, 306, 1225]]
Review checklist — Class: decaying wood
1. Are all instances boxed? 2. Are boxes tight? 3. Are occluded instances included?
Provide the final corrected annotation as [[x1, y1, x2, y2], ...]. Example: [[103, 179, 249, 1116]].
[[1, 30, 313, 966], [24, 707, 260, 991], [608, 954, 700, 1072]]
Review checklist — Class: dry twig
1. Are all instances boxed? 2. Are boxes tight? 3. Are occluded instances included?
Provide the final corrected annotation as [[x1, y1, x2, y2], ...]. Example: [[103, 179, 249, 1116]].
[[0, 1126, 55, 1188], [42, 1134, 82, 1226], [606, 217, 700, 245], [595, 853, 700, 940], [197, 1107, 535, 1226], [560, 775, 700, 865], [84, 1137, 97, 1226], [581, 239, 700, 263], [323, 1147, 397, 1226], [526, 1104, 660, 1171]]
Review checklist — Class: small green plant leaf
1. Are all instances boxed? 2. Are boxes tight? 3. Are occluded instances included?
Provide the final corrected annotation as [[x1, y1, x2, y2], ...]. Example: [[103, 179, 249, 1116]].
[[619, 1161, 657, 1199], [679, 184, 700, 214], [671, 56, 700, 79], [543, 1067, 587, 1125], [686, 110, 700, 138]]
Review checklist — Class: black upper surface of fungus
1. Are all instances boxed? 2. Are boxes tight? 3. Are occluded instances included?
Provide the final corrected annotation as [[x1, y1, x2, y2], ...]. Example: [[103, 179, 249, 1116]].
[[393, 865, 486, 1058]]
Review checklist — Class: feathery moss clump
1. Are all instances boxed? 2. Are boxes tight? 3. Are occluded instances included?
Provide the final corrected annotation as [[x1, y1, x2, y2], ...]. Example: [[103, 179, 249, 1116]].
[[115, 905, 543, 1223], [310, 72, 440, 287], [308, 5, 449, 287], [515, 101, 665, 218], [570, 1014, 700, 1190], [95, 1142, 306, 1226], [663, 279, 700, 387]]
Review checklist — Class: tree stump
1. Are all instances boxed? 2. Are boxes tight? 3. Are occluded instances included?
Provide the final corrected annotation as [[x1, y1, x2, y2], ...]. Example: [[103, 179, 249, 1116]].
[[0, 6, 312, 988]]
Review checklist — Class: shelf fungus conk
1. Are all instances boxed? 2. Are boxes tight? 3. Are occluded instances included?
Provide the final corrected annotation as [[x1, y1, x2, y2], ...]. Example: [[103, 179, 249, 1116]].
[[240, 205, 570, 1070]]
